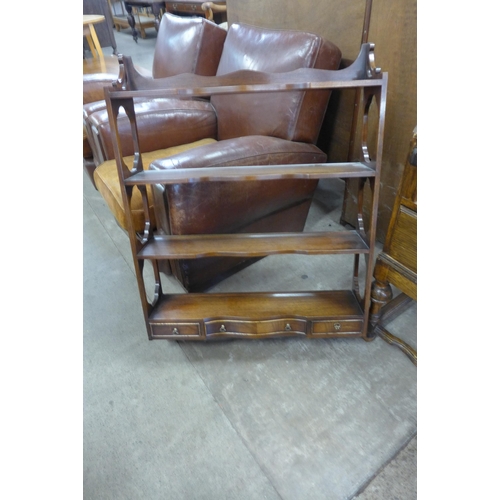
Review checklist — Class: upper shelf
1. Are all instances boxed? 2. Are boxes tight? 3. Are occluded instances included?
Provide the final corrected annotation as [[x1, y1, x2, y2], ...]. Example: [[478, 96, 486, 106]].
[[107, 43, 386, 101]]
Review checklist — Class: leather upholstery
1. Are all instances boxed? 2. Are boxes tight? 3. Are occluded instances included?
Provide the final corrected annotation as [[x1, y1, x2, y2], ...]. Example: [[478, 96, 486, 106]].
[[152, 137, 327, 235], [89, 98, 217, 163], [94, 139, 217, 232], [83, 73, 120, 173], [83, 13, 227, 181], [152, 13, 226, 78], [93, 22, 342, 291], [213, 23, 342, 143], [150, 25, 341, 291], [83, 73, 119, 105]]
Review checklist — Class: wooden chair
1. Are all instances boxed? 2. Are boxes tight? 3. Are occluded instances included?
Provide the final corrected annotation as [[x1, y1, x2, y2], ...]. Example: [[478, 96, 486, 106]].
[[108, 0, 155, 39], [107, 0, 130, 32]]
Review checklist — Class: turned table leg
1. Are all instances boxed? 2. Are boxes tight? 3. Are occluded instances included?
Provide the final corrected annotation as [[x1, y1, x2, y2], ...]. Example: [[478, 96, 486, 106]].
[[368, 258, 393, 338], [124, 2, 139, 42], [370, 277, 393, 331], [151, 3, 162, 31]]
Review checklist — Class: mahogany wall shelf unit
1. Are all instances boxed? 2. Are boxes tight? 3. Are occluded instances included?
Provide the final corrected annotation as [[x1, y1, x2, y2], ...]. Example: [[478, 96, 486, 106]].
[[104, 43, 387, 342]]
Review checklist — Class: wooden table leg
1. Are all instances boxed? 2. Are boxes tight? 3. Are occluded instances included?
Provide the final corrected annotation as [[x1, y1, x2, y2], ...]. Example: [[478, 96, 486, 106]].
[[124, 2, 139, 42], [88, 23, 104, 60], [84, 33, 98, 58], [151, 3, 162, 31]]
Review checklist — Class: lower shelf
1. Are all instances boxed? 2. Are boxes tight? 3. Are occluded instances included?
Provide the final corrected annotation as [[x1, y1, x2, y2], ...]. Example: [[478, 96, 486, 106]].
[[147, 290, 365, 340]]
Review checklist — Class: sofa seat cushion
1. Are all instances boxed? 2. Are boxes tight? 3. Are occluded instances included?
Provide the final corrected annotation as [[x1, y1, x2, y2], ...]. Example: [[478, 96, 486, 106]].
[[94, 138, 217, 232], [151, 136, 326, 235]]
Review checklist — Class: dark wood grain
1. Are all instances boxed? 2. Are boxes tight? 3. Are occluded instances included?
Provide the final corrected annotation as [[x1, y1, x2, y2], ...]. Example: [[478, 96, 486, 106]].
[[105, 42, 388, 342], [149, 290, 363, 321], [137, 231, 369, 259], [227, 0, 416, 244], [115, 43, 382, 96], [369, 129, 416, 359], [125, 162, 376, 185]]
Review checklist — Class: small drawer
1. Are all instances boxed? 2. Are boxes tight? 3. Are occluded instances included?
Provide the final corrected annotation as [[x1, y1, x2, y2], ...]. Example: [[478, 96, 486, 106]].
[[205, 318, 307, 338], [150, 322, 202, 338], [310, 319, 363, 336]]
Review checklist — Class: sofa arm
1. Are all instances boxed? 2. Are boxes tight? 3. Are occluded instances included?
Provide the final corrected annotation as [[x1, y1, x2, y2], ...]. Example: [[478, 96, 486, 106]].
[[151, 135, 326, 235], [88, 98, 218, 163], [83, 66, 153, 104], [83, 73, 118, 104]]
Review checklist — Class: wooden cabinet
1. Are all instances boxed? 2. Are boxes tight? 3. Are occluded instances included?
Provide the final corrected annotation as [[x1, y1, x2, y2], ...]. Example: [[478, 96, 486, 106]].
[[104, 44, 387, 342], [165, 1, 227, 23], [227, 0, 417, 244], [370, 128, 417, 363]]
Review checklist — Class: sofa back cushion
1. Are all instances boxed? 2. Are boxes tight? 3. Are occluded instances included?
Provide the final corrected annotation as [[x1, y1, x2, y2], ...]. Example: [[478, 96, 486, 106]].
[[153, 13, 227, 78], [212, 23, 342, 143]]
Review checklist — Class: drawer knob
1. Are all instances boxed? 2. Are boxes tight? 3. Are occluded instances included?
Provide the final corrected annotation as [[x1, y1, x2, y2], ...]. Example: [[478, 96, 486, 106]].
[[172, 327, 180, 335], [285, 323, 291, 331], [219, 324, 226, 332], [334, 323, 341, 331]]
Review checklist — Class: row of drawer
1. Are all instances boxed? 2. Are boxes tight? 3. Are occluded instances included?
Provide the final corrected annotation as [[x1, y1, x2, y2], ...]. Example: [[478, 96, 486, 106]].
[[149, 317, 364, 339]]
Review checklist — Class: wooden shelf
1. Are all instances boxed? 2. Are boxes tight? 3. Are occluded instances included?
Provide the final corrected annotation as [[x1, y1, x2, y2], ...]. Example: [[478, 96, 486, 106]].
[[137, 231, 369, 259], [148, 291, 364, 340], [125, 161, 376, 186], [106, 42, 388, 341]]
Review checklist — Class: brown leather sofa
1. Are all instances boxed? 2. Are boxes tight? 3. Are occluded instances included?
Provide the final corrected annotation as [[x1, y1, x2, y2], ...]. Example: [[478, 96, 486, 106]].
[[83, 13, 227, 184], [92, 23, 342, 291]]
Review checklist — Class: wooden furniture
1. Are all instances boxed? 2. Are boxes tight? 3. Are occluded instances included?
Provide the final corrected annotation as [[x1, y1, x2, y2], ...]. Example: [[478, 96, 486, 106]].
[[108, 0, 155, 38], [370, 128, 417, 364], [227, 0, 416, 245], [108, 0, 130, 32], [83, 55, 120, 75], [123, 0, 165, 41], [84, 13, 226, 185], [84, 0, 118, 55], [201, 2, 227, 22], [165, 1, 226, 23], [83, 15, 106, 60], [103, 43, 387, 341], [93, 22, 342, 292]]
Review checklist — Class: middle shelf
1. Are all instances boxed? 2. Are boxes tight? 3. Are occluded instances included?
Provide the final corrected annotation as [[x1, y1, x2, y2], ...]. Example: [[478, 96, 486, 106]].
[[137, 231, 370, 259], [124, 161, 376, 186]]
